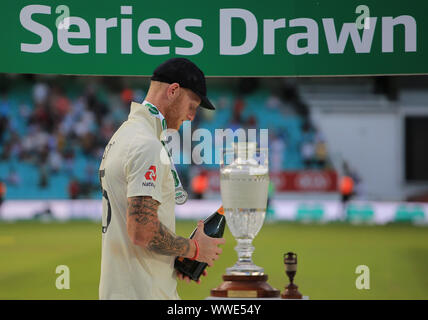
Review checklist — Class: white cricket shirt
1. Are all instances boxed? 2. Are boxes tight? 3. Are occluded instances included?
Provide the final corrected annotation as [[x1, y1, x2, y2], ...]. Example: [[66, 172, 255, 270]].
[[98, 101, 179, 300]]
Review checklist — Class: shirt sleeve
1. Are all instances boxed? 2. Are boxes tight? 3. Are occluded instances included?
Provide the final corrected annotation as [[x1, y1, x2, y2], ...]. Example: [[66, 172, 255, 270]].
[[125, 138, 169, 203]]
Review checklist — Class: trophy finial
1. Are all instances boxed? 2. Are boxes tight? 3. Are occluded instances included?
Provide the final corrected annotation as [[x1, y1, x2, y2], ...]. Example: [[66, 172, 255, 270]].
[[281, 252, 303, 299]]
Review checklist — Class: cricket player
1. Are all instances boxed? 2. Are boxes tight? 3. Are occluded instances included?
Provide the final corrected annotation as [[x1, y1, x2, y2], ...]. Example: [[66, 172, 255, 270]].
[[98, 58, 225, 300]]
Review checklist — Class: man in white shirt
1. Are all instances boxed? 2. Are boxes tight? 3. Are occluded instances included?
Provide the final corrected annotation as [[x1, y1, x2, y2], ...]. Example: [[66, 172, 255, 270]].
[[99, 58, 224, 299]]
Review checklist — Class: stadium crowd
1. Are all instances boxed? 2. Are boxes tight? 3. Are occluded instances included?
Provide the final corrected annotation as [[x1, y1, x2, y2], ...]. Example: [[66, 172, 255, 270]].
[[0, 75, 331, 199]]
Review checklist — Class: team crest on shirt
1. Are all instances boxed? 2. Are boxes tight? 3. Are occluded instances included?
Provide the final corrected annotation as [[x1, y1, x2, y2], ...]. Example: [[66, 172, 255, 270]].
[[143, 166, 157, 187]]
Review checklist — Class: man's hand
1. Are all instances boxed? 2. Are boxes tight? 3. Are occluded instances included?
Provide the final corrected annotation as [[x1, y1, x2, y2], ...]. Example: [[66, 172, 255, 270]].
[[176, 269, 208, 284], [193, 220, 225, 266]]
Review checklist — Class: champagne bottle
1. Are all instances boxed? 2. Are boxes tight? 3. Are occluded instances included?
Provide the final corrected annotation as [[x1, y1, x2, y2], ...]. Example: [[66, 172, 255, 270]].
[[174, 206, 226, 281]]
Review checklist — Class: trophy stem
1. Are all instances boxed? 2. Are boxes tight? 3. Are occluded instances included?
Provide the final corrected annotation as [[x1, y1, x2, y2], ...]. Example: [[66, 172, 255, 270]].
[[236, 238, 255, 264], [226, 238, 264, 275], [287, 272, 295, 285]]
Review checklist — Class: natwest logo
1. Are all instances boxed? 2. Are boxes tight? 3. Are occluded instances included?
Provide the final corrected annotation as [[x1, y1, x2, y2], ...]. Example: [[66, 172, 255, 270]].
[[144, 166, 157, 181]]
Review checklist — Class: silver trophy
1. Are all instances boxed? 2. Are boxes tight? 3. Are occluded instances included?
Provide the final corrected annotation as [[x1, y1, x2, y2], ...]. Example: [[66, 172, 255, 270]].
[[220, 142, 269, 276]]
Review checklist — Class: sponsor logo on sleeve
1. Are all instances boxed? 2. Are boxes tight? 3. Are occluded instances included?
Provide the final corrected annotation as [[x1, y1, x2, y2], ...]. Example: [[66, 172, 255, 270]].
[[142, 165, 157, 187]]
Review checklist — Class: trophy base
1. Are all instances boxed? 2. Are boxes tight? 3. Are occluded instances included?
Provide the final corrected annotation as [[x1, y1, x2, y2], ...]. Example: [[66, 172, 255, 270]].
[[210, 275, 280, 298], [281, 283, 303, 299]]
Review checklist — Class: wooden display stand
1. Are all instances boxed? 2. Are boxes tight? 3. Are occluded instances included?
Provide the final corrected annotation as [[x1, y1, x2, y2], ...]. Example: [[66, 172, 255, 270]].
[[210, 274, 280, 298], [281, 282, 303, 299]]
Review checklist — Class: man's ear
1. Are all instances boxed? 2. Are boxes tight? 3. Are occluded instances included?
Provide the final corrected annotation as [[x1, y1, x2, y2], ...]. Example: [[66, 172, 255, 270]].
[[166, 83, 181, 101]]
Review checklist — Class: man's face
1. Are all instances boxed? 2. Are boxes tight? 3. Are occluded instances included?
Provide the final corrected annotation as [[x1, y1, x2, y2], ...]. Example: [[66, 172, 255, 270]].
[[164, 86, 201, 130]]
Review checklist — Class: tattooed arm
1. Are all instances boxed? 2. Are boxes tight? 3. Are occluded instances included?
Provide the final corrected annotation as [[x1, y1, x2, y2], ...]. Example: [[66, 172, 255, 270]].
[[126, 196, 196, 258]]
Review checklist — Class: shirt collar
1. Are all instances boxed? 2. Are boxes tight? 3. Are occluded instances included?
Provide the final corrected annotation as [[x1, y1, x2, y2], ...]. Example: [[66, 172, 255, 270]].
[[128, 101, 164, 140]]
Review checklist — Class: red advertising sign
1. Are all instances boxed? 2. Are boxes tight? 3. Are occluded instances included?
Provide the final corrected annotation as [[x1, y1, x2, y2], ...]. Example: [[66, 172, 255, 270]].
[[206, 170, 338, 193]]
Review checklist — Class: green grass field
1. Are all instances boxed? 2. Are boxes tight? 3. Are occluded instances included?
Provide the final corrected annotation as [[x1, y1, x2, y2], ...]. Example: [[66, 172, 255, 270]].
[[0, 220, 427, 300]]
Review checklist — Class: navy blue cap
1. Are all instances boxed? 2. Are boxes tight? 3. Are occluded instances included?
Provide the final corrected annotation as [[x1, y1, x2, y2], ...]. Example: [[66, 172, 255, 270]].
[[151, 58, 215, 110]]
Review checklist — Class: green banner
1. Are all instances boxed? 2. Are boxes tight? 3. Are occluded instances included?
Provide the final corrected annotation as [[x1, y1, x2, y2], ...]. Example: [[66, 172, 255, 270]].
[[0, 0, 427, 76]]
